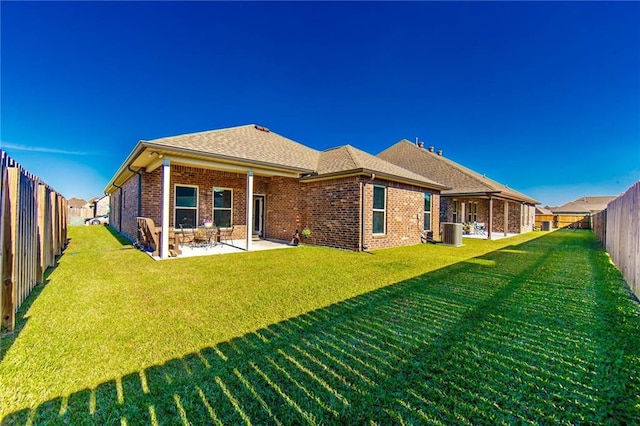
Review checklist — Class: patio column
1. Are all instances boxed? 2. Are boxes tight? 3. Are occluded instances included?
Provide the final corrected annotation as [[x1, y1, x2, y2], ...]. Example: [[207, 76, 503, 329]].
[[161, 159, 170, 259], [246, 171, 253, 251], [504, 200, 509, 237], [488, 196, 493, 240]]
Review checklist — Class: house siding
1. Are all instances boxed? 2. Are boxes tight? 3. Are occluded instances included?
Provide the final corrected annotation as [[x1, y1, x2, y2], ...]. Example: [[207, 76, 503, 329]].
[[115, 164, 440, 251], [363, 179, 440, 250], [262, 177, 304, 243], [141, 166, 282, 241], [109, 174, 140, 241], [299, 177, 362, 251], [439, 197, 535, 235]]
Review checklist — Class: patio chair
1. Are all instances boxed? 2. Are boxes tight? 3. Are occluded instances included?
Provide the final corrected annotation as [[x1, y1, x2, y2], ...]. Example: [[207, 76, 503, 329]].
[[136, 217, 160, 256], [194, 226, 218, 248], [219, 225, 234, 246], [178, 224, 193, 247], [474, 221, 486, 235]]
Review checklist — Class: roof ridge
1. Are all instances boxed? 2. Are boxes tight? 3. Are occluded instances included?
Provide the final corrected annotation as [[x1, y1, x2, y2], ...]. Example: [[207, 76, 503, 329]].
[[399, 139, 505, 192], [393, 140, 538, 203], [147, 123, 256, 142], [343, 145, 363, 169]]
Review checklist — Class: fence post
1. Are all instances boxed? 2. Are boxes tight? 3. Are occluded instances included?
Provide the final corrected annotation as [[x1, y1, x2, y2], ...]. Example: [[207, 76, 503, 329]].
[[2, 167, 18, 331]]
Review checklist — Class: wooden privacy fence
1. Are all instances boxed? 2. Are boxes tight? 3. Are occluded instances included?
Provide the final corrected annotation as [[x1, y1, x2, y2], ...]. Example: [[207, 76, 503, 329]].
[[535, 214, 591, 229], [1, 150, 67, 332], [593, 181, 640, 299]]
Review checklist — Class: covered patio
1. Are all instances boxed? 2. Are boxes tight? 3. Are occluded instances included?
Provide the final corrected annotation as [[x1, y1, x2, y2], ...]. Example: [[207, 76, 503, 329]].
[[145, 238, 296, 260]]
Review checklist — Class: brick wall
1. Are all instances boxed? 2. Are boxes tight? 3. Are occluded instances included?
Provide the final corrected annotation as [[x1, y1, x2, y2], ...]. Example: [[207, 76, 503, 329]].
[[299, 177, 362, 250], [262, 177, 304, 243], [141, 166, 268, 241], [440, 197, 535, 235], [130, 164, 441, 251], [109, 174, 140, 242], [362, 178, 440, 250]]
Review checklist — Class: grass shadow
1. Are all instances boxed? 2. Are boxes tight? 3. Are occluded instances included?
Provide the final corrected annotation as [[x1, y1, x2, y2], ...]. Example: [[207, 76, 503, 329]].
[[104, 225, 134, 247], [1, 258, 60, 362], [3, 231, 639, 424]]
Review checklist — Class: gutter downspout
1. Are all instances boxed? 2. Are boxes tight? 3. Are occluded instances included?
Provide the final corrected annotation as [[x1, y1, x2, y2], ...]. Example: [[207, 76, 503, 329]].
[[127, 165, 142, 217], [361, 173, 375, 251], [112, 183, 123, 231]]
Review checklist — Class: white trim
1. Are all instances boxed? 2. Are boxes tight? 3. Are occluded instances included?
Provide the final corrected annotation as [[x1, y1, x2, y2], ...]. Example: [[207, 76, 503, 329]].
[[424, 192, 432, 231], [147, 155, 301, 178], [253, 194, 266, 237], [504, 200, 508, 237], [161, 160, 171, 259], [246, 171, 254, 251], [467, 202, 478, 223], [372, 185, 386, 235], [173, 183, 199, 229], [212, 187, 233, 228]]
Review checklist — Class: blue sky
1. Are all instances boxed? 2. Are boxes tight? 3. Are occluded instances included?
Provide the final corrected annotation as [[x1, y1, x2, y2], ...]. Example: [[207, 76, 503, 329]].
[[2, 1, 639, 207]]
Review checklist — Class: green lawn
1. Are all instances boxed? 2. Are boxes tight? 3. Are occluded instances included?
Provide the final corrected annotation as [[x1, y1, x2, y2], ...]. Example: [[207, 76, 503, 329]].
[[1, 227, 638, 424]]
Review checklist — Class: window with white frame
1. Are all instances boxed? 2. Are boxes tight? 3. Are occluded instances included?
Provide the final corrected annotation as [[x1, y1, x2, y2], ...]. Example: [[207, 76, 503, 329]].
[[213, 188, 233, 228], [372, 185, 386, 234], [452, 200, 459, 223], [467, 202, 478, 222], [175, 185, 198, 228], [424, 193, 432, 231]]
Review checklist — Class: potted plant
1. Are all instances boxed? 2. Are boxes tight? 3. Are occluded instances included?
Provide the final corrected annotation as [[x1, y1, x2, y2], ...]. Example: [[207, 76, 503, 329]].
[[462, 222, 472, 235], [301, 227, 312, 238]]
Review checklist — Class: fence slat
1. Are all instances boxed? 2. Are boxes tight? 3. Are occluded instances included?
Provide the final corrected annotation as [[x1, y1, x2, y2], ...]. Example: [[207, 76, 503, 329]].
[[594, 181, 640, 298], [0, 150, 67, 332]]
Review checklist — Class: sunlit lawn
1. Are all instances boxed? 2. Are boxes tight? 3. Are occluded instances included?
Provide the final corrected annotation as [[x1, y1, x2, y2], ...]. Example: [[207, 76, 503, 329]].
[[1, 227, 638, 424]]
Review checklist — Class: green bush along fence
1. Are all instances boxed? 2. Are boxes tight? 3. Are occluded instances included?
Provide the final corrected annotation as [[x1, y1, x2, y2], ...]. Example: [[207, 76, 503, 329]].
[[1, 150, 67, 332]]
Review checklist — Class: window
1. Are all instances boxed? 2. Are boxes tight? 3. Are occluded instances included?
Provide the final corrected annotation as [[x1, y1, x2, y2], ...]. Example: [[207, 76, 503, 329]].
[[175, 185, 198, 228], [424, 193, 432, 231], [467, 202, 478, 222], [372, 185, 386, 234], [452, 200, 459, 223], [213, 188, 233, 228]]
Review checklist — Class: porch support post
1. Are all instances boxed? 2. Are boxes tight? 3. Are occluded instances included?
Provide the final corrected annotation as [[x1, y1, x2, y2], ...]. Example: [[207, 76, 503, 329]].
[[246, 171, 253, 251], [161, 159, 170, 259], [488, 196, 493, 240], [503, 199, 508, 237]]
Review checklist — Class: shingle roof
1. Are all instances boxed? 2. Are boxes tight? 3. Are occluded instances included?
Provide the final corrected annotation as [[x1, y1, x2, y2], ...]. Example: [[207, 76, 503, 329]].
[[552, 196, 617, 214], [313, 145, 449, 189], [146, 124, 320, 172], [107, 125, 453, 193], [535, 206, 553, 215], [378, 140, 539, 204]]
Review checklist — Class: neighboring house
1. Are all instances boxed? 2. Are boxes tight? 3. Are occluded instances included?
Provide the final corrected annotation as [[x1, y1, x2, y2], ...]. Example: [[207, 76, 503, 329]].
[[67, 197, 90, 225], [378, 140, 539, 239], [552, 196, 616, 215], [550, 195, 617, 229], [534, 206, 554, 230], [105, 124, 449, 258], [535, 206, 553, 215], [87, 194, 110, 217]]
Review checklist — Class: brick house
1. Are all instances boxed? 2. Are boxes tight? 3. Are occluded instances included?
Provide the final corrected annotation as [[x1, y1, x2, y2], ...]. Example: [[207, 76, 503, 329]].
[[105, 125, 448, 257], [378, 140, 539, 239]]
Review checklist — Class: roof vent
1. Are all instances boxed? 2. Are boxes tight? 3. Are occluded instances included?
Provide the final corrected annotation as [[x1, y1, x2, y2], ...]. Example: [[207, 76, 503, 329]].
[[428, 146, 435, 152], [437, 149, 443, 156], [254, 125, 270, 132], [417, 141, 424, 148]]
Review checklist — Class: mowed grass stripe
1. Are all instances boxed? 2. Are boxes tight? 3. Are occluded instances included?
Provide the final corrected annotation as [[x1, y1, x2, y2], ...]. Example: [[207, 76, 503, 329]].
[[1, 228, 638, 424]]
